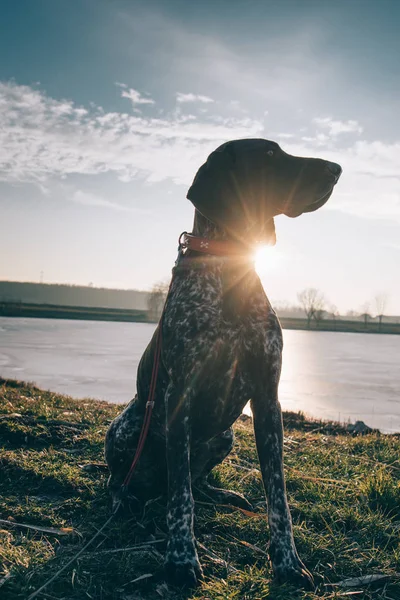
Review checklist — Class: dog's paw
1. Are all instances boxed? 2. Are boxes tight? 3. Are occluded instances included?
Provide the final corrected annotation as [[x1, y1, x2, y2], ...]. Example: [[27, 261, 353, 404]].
[[164, 558, 203, 588], [273, 558, 315, 590]]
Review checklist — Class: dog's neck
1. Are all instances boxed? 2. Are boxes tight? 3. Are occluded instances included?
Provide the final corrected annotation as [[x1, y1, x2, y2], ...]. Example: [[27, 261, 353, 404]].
[[192, 210, 230, 241], [192, 209, 276, 248], [189, 210, 261, 315]]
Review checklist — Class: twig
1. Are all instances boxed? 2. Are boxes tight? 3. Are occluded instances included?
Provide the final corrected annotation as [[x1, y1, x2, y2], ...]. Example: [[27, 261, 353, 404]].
[[287, 469, 353, 486], [195, 500, 262, 517], [83, 539, 165, 556], [0, 519, 76, 537], [351, 453, 400, 473], [122, 573, 153, 586], [197, 541, 238, 573], [26, 506, 119, 600], [225, 534, 269, 557], [78, 463, 109, 472], [0, 412, 22, 420], [332, 573, 400, 588]]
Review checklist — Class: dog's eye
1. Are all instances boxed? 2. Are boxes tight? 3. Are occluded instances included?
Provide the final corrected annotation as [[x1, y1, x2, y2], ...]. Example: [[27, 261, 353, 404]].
[[267, 150, 274, 156]]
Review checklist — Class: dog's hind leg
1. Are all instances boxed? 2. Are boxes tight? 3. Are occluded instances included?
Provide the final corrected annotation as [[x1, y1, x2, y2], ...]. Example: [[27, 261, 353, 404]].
[[105, 397, 166, 508], [192, 428, 253, 510]]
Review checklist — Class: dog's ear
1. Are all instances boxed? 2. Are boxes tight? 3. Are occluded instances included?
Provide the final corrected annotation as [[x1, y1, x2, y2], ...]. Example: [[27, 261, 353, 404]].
[[186, 142, 237, 225]]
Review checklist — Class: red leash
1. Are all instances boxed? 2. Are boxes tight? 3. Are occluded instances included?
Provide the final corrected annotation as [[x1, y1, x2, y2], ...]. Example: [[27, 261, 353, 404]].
[[120, 230, 250, 492], [120, 232, 189, 491], [121, 322, 163, 490], [28, 232, 248, 599]]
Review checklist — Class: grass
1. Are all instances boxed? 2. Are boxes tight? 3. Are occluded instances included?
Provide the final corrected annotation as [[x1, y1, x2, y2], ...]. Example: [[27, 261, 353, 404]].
[[0, 378, 399, 600]]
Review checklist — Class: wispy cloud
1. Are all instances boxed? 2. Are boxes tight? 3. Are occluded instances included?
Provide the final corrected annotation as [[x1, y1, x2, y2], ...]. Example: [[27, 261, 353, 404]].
[[71, 190, 136, 212], [0, 81, 263, 185], [116, 82, 155, 105], [313, 117, 363, 136], [0, 81, 399, 223], [176, 92, 214, 103]]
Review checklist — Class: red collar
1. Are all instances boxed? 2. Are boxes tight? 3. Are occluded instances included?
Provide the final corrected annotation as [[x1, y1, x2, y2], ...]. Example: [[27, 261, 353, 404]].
[[180, 232, 250, 257]]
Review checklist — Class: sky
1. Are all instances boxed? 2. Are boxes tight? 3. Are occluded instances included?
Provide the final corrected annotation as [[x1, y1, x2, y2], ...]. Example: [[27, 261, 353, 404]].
[[0, 0, 399, 315]]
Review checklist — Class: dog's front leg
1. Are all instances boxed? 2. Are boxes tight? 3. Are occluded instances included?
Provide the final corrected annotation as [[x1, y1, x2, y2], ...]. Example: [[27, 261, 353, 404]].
[[164, 380, 202, 587], [251, 392, 314, 589]]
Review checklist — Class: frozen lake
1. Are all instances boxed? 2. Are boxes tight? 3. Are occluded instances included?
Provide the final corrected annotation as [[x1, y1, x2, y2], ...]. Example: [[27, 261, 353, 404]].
[[0, 317, 399, 432]]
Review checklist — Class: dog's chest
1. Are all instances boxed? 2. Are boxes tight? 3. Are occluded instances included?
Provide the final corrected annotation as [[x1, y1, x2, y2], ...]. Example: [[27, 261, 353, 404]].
[[163, 267, 282, 435]]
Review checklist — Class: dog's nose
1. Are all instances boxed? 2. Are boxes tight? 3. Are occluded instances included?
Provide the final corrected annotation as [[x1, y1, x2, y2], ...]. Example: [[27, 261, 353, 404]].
[[326, 161, 342, 178]]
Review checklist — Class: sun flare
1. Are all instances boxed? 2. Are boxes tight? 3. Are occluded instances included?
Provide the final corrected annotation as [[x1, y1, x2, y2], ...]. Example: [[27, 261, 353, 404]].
[[254, 245, 281, 275]]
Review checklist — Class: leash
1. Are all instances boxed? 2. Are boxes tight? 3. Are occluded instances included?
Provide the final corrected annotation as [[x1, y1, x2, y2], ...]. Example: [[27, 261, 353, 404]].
[[27, 230, 242, 599], [120, 322, 162, 491], [26, 235, 186, 600], [121, 229, 250, 488], [26, 331, 163, 599]]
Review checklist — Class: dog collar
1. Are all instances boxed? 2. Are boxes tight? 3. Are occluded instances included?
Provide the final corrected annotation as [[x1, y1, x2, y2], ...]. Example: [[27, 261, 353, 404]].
[[179, 232, 250, 257]]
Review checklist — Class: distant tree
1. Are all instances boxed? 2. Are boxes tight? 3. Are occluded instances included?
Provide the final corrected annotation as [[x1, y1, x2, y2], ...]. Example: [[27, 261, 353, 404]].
[[297, 288, 326, 328], [314, 308, 327, 327], [329, 304, 340, 331], [147, 281, 169, 321], [374, 293, 388, 332], [360, 302, 371, 329]]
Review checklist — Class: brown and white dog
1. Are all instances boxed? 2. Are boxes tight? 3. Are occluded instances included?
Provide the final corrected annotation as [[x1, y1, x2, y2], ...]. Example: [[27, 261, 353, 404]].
[[105, 139, 342, 588]]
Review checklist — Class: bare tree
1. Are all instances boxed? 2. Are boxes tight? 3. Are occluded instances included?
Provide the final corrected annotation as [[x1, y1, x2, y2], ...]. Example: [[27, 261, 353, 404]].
[[314, 308, 326, 327], [329, 304, 339, 331], [360, 302, 371, 329], [297, 288, 326, 328], [374, 293, 388, 332], [147, 281, 169, 321]]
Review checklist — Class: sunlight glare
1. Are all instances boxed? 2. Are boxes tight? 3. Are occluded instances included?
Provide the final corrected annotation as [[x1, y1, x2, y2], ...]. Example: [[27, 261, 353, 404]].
[[254, 245, 281, 275]]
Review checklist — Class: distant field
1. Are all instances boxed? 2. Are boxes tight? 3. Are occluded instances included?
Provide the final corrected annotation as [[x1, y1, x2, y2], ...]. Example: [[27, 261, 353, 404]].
[[0, 302, 148, 323], [280, 317, 400, 335], [1, 302, 400, 334]]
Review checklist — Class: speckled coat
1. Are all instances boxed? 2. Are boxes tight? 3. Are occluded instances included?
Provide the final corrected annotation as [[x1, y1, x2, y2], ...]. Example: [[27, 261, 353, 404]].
[[105, 138, 342, 589]]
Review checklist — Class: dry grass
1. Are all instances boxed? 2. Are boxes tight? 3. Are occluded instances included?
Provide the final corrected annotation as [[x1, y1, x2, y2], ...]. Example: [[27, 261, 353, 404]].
[[0, 378, 399, 600]]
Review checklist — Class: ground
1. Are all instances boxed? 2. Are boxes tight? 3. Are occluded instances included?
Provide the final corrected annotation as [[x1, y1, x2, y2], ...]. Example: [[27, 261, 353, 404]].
[[0, 378, 399, 600]]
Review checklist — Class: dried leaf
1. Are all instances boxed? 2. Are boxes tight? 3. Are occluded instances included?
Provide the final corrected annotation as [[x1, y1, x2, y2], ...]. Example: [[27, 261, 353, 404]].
[[236, 506, 263, 518]]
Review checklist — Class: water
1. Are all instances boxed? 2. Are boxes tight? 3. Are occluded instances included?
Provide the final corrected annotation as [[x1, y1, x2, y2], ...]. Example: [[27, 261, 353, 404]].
[[0, 317, 399, 433]]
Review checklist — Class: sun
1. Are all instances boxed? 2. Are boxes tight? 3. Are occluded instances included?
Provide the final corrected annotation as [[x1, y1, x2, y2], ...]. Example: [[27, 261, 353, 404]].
[[254, 245, 281, 275]]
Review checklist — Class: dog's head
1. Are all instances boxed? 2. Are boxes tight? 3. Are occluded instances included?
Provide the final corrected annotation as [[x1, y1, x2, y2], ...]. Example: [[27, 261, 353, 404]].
[[187, 139, 342, 245]]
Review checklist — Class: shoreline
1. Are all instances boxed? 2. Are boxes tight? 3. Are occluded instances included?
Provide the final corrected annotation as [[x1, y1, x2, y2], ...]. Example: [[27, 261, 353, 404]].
[[1, 303, 399, 334]]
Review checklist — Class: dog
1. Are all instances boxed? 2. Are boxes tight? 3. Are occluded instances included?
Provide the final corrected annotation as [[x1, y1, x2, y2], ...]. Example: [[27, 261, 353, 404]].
[[105, 138, 342, 588]]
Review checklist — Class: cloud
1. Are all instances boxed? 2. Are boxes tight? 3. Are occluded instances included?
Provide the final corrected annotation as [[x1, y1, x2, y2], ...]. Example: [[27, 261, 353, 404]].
[[116, 82, 155, 105], [275, 132, 295, 139], [71, 190, 135, 212], [0, 81, 263, 186], [0, 81, 399, 223], [313, 117, 363, 136], [176, 92, 214, 103]]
